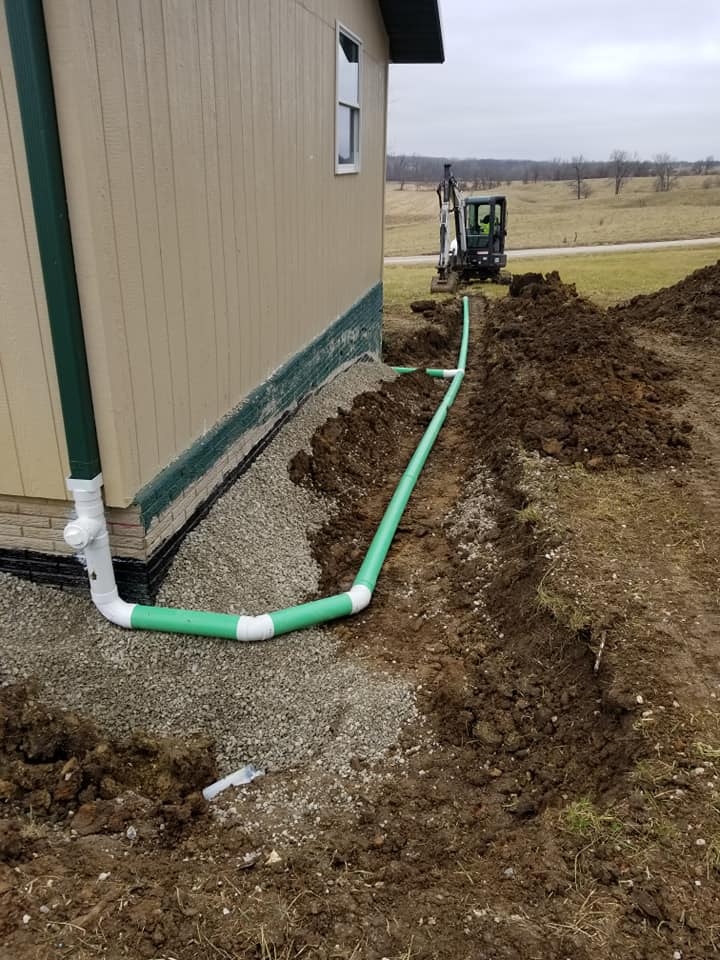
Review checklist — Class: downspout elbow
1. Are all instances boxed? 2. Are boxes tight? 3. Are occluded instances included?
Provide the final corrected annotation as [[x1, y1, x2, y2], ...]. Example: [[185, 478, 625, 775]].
[[92, 590, 136, 629]]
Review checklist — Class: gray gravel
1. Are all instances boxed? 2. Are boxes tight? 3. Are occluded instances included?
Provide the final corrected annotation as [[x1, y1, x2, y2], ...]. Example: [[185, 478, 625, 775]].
[[0, 359, 421, 778]]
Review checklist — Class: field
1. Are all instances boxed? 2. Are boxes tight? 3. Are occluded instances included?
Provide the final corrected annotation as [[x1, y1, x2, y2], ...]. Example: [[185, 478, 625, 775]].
[[384, 174, 720, 256]]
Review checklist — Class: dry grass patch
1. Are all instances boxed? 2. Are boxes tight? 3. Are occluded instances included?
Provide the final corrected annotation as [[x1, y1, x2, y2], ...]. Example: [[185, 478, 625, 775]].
[[385, 175, 720, 256]]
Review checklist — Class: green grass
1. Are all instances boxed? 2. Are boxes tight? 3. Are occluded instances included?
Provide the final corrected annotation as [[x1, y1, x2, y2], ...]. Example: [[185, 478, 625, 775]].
[[536, 580, 590, 634], [383, 245, 720, 312], [516, 504, 543, 526], [693, 741, 720, 761], [513, 246, 720, 307], [562, 798, 624, 840], [381, 264, 453, 319], [385, 174, 720, 256]]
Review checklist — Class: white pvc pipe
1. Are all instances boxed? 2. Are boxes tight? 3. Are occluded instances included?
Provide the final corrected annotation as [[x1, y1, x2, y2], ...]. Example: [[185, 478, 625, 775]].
[[66, 475, 135, 628]]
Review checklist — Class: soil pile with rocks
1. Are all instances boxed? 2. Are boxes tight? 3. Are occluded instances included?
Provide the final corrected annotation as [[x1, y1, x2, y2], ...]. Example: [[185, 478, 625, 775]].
[[0, 683, 212, 856], [612, 259, 720, 340], [480, 271, 691, 468]]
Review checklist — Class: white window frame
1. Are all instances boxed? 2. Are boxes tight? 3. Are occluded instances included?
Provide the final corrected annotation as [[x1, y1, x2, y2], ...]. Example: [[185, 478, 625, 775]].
[[335, 22, 362, 175]]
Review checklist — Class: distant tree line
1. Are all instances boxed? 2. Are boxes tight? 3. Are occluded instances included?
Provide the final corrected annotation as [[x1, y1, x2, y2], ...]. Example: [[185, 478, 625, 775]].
[[386, 152, 717, 197]]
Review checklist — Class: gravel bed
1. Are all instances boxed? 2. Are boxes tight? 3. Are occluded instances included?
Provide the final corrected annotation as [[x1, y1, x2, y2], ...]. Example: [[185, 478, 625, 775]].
[[0, 359, 421, 778]]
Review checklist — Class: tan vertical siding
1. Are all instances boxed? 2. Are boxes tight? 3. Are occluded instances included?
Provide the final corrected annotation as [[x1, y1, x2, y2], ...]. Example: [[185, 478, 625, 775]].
[[0, 14, 68, 500], [43, 0, 388, 507]]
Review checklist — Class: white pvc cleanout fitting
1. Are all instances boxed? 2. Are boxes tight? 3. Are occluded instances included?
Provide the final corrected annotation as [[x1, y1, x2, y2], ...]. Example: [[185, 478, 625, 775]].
[[66, 475, 136, 629]]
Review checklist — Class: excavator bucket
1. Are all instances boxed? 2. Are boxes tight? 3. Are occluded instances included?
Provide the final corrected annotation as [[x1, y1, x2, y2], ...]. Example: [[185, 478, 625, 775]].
[[430, 272, 459, 294]]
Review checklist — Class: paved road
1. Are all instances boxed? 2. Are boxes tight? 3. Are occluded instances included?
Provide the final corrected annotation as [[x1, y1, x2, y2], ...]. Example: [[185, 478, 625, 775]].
[[384, 236, 720, 266]]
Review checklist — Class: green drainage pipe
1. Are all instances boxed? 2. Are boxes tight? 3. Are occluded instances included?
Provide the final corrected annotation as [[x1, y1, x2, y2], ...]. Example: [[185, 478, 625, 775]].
[[65, 298, 469, 641], [392, 366, 460, 378]]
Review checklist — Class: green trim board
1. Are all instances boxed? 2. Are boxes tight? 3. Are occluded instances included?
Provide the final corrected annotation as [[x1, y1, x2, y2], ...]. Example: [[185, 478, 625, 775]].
[[4, 0, 101, 479], [135, 283, 383, 527]]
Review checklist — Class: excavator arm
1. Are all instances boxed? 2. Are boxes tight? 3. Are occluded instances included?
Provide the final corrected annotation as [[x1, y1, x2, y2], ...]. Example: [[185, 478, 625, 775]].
[[432, 162, 465, 293]]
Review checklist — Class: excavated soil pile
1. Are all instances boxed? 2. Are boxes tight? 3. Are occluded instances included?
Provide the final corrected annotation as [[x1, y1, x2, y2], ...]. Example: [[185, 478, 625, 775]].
[[382, 297, 462, 368], [480, 271, 691, 468], [611, 259, 720, 340], [0, 683, 212, 857], [289, 372, 441, 591]]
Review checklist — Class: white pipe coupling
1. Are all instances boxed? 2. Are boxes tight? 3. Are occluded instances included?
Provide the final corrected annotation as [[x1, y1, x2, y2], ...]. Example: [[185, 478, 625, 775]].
[[236, 614, 275, 642], [347, 584, 372, 613]]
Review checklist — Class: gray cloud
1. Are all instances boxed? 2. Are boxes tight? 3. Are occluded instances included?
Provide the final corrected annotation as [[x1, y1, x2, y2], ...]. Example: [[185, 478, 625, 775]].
[[388, 0, 720, 160]]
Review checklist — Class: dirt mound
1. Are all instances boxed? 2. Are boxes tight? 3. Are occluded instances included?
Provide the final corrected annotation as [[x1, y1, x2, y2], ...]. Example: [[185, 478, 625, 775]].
[[289, 372, 440, 591], [612, 259, 720, 339], [0, 683, 213, 854], [382, 297, 462, 368], [480, 272, 691, 468]]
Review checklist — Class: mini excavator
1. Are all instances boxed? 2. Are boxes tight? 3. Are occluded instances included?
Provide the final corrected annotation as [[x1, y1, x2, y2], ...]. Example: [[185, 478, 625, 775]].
[[431, 162, 509, 293]]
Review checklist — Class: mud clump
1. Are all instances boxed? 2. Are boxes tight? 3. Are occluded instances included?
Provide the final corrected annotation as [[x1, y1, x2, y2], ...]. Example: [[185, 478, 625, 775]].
[[0, 683, 214, 851], [611, 259, 720, 340], [480, 272, 691, 468], [508, 271, 550, 297]]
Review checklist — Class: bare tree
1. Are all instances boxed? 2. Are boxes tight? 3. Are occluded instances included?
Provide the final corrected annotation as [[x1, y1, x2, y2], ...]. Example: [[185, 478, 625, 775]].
[[570, 155, 589, 200], [653, 153, 678, 192], [396, 155, 408, 190], [610, 149, 635, 195], [692, 155, 715, 175]]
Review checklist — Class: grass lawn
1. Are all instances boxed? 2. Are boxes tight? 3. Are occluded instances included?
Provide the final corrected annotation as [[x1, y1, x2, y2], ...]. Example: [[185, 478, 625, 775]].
[[384, 175, 720, 257], [383, 244, 720, 315]]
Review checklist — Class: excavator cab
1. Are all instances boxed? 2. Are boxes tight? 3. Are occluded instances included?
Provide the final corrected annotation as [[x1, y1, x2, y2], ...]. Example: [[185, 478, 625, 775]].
[[465, 197, 507, 255]]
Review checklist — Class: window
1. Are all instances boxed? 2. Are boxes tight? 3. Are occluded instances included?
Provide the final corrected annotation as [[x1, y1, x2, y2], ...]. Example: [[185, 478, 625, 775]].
[[336, 25, 361, 173]]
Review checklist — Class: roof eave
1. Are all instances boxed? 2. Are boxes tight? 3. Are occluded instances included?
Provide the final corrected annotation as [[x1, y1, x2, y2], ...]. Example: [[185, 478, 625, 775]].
[[377, 0, 445, 64]]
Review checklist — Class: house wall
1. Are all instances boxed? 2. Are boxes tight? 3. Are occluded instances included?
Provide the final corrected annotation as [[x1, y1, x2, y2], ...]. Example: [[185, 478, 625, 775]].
[[0, 14, 69, 502], [42, 0, 389, 509]]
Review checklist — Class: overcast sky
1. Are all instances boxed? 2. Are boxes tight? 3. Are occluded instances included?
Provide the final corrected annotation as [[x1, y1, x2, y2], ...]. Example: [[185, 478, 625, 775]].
[[387, 0, 720, 161]]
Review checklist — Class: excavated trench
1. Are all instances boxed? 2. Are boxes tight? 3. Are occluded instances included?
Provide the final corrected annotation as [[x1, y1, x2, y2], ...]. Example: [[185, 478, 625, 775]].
[[296, 296, 642, 811]]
